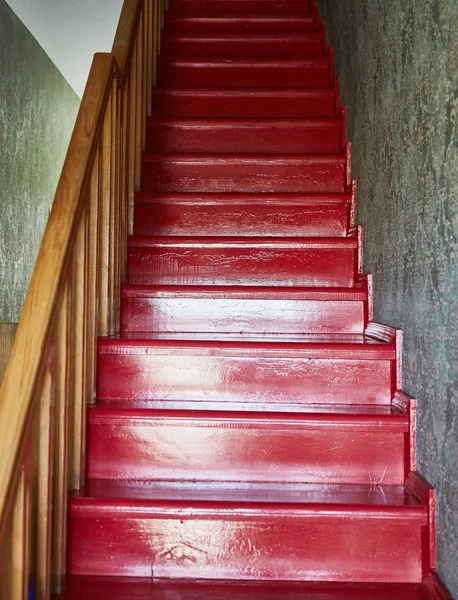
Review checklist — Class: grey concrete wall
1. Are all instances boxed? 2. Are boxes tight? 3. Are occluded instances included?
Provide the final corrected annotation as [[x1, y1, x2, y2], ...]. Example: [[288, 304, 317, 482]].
[[0, 0, 80, 322], [317, 0, 457, 595]]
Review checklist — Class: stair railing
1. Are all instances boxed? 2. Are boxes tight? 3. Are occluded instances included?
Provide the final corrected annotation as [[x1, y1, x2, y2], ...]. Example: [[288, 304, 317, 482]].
[[0, 0, 167, 597]]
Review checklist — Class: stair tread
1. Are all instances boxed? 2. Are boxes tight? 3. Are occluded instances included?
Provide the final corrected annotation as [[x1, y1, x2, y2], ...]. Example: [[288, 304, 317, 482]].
[[72, 480, 425, 513], [56, 577, 434, 600], [166, 14, 315, 20], [148, 116, 341, 126], [100, 331, 392, 345], [96, 398, 401, 412], [162, 57, 329, 65], [153, 86, 337, 96], [128, 235, 356, 247], [121, 284, 366, 299], [143, 152, 343, 161], [163, 32, 323, 40], [135, 191, 351, 204], [89, 404, 408, 433], [93, 401, 403, 416]]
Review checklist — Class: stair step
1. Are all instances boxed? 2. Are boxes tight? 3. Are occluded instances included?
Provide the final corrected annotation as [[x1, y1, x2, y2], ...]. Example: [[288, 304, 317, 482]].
[[167, 0, 313, 15], [97, 333, 396, 405], [165, 15, 316, 34], [56, 577, 435, 600], [121, 285, 366, 334], [151, 88, 339, 118], [133, 192, 352, 237], [157, 58, 332, 88], [141, 153, 349, 193], [127, 236, 358, 287], [162, 32, 325, 57], [87, 404, 408, 484], [68, 481, 427, 581], [146, 117, 344, 154]]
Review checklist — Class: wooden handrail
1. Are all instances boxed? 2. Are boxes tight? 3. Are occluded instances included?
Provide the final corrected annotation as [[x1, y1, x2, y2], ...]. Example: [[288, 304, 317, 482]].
[[112, 0, 143, 84], [0, 1, 165, 597]]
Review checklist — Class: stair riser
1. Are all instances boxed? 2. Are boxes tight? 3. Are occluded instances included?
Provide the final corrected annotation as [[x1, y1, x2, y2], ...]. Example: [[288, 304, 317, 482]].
[[121, 297, 365, 334], [145, 120, 343, 154], [127, 245, 357, 287], [168, 0, 313, 14], [68, 508, 424, 582], [87, 417, 407, 484], [141, 157, 347, 193], [133, 199, 350, 237], [151, 90, 338, 118], [165, 17, 316, 34], [157, 61, 331, 88], [162, 35, 324, 57], [97, 353, 393, 405]]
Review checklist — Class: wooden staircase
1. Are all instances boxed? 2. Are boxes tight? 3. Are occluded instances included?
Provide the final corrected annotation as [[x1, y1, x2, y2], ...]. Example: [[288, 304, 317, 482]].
[[0, 1, 452, 599]]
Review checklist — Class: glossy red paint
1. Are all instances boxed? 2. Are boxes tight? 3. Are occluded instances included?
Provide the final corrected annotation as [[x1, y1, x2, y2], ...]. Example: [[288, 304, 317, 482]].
[[96, 335, 395, 405], [150, 88, 339, 118], [164, 16, 317, 34], [162, 33, 325, 57], [168, 0, 314, 15], [68, 481, 427, 581], [87, 405, 409, 484], [120, 285, 366, 334], [127, 236, 358, 287], [133, 192, 352, 237], [157, 58, 330, 88], [56, 577, 437, 600], [146, 118, 344, 154], [60, 0, 445, 594], [140, 154, 349, 194]]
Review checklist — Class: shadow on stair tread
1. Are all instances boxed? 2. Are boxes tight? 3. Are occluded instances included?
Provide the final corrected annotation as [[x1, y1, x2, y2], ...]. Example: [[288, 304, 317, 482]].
[[55, 577, 432, 600]]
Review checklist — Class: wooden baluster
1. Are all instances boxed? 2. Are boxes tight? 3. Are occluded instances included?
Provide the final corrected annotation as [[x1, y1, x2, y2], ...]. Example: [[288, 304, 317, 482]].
[[98, 98, 113, 337], [135, 30, 143, 190], [35, 369, 55, 600], [109, 83, 118, 334], [2, 462, 31, 600], [156, 0, 162, 57], [51, 289, 70, 594], [70, 214, 88, 488], [127, 51, 137, 235], [147, 0, 154, 110], [142, 3, 148, 147], [161, 0, 165, 33], [12, 469, 29, 600], [86, 153, 100, 406], [120, 81, 130, 255]]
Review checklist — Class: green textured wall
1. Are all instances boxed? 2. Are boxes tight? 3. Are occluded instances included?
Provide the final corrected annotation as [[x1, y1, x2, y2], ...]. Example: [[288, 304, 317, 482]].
[[0, 0, 80, 322], [317, 0, 458, 595]]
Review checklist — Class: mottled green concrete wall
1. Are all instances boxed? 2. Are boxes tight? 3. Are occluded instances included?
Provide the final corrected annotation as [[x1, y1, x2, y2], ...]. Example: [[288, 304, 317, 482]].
[[318, 0, 458, 594], [0, 0, 80, 322]]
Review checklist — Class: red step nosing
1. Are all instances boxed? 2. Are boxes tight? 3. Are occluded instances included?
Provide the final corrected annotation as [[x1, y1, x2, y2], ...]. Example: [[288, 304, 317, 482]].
[[166, 15, 316, 22], [163, 33, 323, 42], [127, 236, 357, 249], [147, 117, 342, 128], [153, 87, 338, 98], [142, 153, 345, 165], [88, 407, 408, 432], [121, 284, 367, 301], [134, 192, 351, 206], [98, 339, 396, 360], [162, 57, 329, 67], [70, 498, 427, 523]]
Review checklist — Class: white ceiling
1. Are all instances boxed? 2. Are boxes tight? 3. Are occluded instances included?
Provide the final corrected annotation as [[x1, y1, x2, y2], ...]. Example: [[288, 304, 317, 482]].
[[6, 0, 124, 97]]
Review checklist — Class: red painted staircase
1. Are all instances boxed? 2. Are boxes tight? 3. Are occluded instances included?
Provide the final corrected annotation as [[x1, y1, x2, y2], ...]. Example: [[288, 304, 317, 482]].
[[59, 0, 449, 597]]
